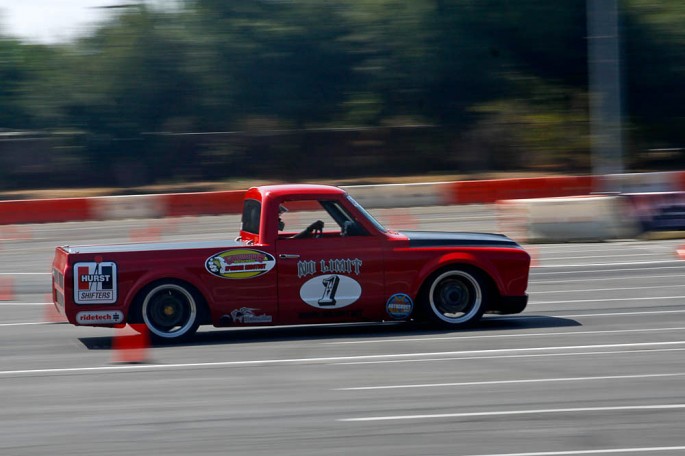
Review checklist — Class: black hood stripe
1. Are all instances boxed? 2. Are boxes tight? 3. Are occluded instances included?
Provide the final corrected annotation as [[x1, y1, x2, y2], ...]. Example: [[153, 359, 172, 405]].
[[400, 231, 520, 248]]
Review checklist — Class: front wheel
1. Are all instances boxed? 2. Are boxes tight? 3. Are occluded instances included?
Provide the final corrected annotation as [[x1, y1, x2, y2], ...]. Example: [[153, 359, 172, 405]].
[[422, 268, 487, 328], [141, 282, 201, 341]]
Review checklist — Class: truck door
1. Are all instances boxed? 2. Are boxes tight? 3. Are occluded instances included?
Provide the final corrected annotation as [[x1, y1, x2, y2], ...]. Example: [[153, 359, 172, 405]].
[[274, 199, 385, 324]]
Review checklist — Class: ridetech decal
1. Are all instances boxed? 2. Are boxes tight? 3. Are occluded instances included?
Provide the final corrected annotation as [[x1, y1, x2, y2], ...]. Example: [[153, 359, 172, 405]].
[[299, 274, 362, 309], [73, 262, 117, 304], [386, 293, 414, 319], [206, 249, 276, 279], [76, 310, 124, 325]]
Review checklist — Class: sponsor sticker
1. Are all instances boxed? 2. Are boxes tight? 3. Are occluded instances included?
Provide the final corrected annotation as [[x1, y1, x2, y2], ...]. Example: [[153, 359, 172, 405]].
[[73, 262, 117, 304], [297, 258, 363, 278], [229, 307, 273, 324], [386, 293, 414, 319], [76, 310, 124, 325], [300, 274, 362, 309], [206, 249, 276, 279]]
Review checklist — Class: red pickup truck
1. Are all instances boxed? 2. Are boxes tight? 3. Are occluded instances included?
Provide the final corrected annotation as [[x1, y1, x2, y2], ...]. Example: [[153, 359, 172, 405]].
[[52, 184, 530, 340]]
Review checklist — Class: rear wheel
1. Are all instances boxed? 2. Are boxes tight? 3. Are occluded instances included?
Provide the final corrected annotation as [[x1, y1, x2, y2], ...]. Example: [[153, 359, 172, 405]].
[[422, 268, 487, 328], [141, 282, 201, 341]]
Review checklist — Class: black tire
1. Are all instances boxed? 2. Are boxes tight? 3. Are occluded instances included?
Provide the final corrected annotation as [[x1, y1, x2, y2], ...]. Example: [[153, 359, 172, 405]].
[[421, 268, 488, 328], [141, 281, 201, 341]]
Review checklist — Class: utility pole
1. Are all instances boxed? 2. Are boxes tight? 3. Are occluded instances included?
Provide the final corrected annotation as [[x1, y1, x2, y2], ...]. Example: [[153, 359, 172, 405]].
[[587, 0, 624, 190]]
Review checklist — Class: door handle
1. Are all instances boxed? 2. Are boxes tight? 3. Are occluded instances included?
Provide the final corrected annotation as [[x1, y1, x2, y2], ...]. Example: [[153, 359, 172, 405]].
[[279, 254, 300, 259]]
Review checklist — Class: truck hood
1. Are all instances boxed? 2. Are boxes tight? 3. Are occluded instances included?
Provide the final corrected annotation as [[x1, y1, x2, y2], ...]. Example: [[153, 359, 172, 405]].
[[399, 231, 521, 248]]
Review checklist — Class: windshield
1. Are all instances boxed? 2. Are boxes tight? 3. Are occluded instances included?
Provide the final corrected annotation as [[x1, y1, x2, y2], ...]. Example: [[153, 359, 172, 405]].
[[346, 195, 387, 233]]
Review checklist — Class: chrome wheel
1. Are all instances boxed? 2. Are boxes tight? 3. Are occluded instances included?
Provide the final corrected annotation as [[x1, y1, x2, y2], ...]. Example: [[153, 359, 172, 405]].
[[142, 283, 199, 340], [427, 269, 485, 326]]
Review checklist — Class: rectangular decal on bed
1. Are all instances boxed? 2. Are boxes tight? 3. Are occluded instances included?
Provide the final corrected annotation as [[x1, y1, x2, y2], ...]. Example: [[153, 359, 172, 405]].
[[73, 262, 118, 304]]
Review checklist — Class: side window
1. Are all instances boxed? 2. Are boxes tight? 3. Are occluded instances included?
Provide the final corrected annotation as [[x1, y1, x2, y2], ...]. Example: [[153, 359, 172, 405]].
[[278, 200, 333, 238], [278, 199, 368, 239], [241, 199, 261, 234]]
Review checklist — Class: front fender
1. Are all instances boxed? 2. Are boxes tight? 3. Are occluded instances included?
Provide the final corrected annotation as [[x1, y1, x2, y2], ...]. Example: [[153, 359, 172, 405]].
[[410, 252, 505, 299]]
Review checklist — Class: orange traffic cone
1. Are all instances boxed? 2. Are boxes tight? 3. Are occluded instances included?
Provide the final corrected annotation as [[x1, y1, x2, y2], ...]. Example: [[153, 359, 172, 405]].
[[112, 324, 151, 364], [379, 209, 419, 230], [161, 218, 179, 235], [1, 225, 32, 241], [0, 276, 14, 301], [677, 244, 685, 260], [528, 246, 540, 268], [129, 226, 162, 243], [43, 294, 66, 323]]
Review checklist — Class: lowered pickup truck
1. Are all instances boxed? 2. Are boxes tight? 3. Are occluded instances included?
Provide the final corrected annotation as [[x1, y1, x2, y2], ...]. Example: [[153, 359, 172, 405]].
[[52, 184, 530, 340]]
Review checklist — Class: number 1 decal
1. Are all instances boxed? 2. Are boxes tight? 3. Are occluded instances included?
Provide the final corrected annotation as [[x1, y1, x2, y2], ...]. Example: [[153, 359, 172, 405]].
[[318, 275, 340, 306], [300, 274, 361, 309]]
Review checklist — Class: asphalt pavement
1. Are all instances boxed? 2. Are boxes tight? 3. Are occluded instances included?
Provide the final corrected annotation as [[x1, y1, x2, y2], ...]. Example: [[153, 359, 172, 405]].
[[1, 206, 685, 455]]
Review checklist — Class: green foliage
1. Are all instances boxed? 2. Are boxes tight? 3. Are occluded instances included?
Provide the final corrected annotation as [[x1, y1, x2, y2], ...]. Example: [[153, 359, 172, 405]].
[[622, 1, 685, 147], [470, 75, 590, 171], [0, 0, 684, 187], [0, 38, 44, 128]]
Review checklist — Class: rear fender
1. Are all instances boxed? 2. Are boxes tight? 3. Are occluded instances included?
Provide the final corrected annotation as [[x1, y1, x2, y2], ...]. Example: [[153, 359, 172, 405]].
[[123, 269, 210, 317]]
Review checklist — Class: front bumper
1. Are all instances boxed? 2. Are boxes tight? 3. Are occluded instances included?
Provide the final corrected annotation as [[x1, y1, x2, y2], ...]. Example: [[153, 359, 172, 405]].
[[487, 295, 528, 315]]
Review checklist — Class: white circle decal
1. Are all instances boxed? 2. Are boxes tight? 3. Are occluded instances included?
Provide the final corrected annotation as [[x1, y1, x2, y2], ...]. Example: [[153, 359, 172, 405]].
[[299, 275, 362, 309]]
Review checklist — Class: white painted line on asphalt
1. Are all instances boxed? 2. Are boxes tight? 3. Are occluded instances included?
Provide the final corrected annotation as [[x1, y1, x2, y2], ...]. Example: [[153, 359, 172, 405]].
[[333, 348, 685, 366], [531, 264, 685, 274], [335, 372, 685, 391], [452, 446, 685, 456], [492, 311, 685, 321], [339, 404, 685, 422], [536, 260, 685, 268], [541, 252, 665, 261], [530, 296, 685, 305], [530, 284, 685, 294], [0, 322, 50, 327], [556, 310, 685, 318], [0, 302, 52, 306], [531, 273, 684, 285], [1, 342, 685, 377], [525, 240, 666, 250], [323, 326, 685, 345], [0, 272, 50, 275]]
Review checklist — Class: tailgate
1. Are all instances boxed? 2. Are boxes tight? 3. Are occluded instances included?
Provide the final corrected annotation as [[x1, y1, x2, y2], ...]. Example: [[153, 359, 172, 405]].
[[51, 247, 69, 315]]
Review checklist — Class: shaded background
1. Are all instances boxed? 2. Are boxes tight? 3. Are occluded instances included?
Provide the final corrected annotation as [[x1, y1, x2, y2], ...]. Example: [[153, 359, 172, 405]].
[[0, 0, 683, 190]]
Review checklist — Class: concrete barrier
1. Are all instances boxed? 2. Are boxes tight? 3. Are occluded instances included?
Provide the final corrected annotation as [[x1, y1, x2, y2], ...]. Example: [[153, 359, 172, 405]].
[[343, 182, 451, 208], [497, 195, 640, 243], [166, 190, 245, 217], [599, 171, 685, 193], [2, 171, 685, 226], [0, 197, 92, 225], [90, 194, 168, 221], [446, 175, 596, 205]]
